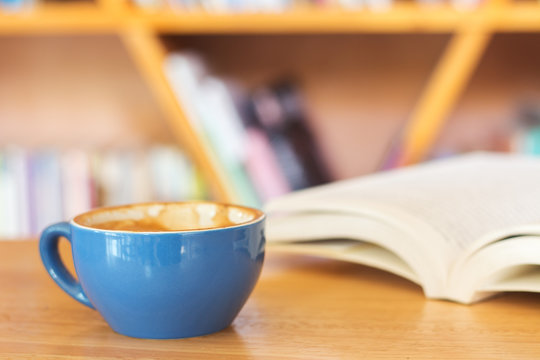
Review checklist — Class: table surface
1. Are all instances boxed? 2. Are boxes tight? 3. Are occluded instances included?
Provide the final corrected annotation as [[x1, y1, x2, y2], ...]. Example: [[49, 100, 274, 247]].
[[1, 240, 540, 359]]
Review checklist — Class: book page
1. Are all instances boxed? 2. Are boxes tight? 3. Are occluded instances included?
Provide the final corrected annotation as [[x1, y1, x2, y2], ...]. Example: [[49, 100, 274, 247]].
[[266, 153, 540, 270], [268, 213, 425, 287], [268, 208, 450, 296], [270, 240, 420, 285], [448, 236, 540, 303]]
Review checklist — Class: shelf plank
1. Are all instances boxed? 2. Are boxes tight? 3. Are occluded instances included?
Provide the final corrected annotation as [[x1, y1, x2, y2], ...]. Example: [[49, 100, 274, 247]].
[[490, 4, 540, 32], [0, 3, 118, 34], [139, 5, 467, 34], [2, 4, 540, 35], [398, 26, 491, 165], [2, 1, 540, 198], [3, 3, 540, 35]]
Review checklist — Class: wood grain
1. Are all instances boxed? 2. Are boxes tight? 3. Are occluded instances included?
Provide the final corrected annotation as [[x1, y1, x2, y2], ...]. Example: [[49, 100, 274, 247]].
[[1, 240, 539, 359], [1, 3, 540, 34]]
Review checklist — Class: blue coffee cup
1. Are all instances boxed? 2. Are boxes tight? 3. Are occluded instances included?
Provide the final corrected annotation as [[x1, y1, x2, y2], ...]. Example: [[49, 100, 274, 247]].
[[39, 202, 265, 339]]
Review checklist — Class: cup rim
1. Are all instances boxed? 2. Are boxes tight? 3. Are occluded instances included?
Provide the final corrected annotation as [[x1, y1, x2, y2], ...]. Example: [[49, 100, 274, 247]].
[[71, 201, 265, 234]]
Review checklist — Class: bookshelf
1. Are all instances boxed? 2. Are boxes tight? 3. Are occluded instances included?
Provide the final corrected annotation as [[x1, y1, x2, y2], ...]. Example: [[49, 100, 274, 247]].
[[1, 0, 540, 201], [3, 2, 540, 33]]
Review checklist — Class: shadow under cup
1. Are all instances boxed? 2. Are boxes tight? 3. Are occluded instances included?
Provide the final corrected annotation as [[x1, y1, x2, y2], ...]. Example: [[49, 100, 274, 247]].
[[39, 202, 266, 339]]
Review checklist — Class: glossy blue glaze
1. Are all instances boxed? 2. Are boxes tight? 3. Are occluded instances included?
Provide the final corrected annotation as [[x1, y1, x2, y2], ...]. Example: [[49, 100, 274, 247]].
[[39, 213, 265, 339]]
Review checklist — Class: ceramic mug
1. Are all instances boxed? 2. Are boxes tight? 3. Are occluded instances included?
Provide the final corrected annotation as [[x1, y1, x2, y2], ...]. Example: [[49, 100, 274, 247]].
[[39, 202, 265, 339]]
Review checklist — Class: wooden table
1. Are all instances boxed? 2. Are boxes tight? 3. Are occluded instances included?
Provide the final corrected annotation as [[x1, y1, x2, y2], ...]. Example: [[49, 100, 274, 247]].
[[1, 240, 540, 359]]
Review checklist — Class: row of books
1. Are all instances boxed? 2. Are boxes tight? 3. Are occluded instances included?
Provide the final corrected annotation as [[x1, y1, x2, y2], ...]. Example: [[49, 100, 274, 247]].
[[134, 0, 376, 12], [0, 145, 208, 239], [394, 104, 540, 164], [0, 0, 490, 15], [165, 52, 330, 208], [0, 0, 34, 12], [133, 0, 484, 13]]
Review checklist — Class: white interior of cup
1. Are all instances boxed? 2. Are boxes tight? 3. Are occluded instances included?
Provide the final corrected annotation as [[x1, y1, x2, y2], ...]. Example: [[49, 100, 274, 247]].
[[73, 202, 263, 232]]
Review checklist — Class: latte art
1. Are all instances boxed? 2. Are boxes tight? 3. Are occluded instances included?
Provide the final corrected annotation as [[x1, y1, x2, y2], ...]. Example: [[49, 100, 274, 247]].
[[74, 202, 262, 232]]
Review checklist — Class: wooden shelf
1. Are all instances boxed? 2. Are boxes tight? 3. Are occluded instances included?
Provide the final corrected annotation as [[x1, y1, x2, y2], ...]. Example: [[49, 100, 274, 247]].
[[491, 4, 540, 32], [2, 3, 540, 35], [140, 5, 540, 34], [139, 5, 467, 34], [1, 1, 539, 200]]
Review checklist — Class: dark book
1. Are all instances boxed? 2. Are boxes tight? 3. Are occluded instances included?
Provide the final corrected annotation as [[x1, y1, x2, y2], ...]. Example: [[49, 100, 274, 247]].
[[244, 80, 330, 191]]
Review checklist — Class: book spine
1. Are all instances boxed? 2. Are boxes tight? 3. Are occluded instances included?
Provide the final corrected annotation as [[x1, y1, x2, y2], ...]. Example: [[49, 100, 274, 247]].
[[0, 149, 24, 239], [132, 0, 406, 12], [165, 53, 239, 201], [29, 150, 64, 236], [149, 145, 189, 201], [248, 80, 331, 191], [338, 0, 363, 10], [0, 151, 9, 238], [363, 0, 392, 11], [509, 106, 540, 156], [61, 149, 93, 221], [165, 52, 261, 207], [449, 0, 483, 10], [0, 146, 205, 238], [244, 127, 292, 202], [166, 0, 199, 11], [0, 0, 34, 13], [7, 147, 31, 238], [128, 149, 154, 204]]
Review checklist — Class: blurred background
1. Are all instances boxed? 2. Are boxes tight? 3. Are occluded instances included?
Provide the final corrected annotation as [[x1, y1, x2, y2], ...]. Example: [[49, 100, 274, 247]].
[[1, 0, 540, 238]]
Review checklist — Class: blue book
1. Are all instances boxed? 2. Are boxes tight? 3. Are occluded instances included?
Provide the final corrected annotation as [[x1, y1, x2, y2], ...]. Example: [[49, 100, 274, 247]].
[[28, 150, 64, 236]]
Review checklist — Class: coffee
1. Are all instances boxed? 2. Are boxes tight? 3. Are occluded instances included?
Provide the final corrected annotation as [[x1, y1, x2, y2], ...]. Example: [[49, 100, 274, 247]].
[[74, 202, 262, 232], [89, 218, 171, 232]]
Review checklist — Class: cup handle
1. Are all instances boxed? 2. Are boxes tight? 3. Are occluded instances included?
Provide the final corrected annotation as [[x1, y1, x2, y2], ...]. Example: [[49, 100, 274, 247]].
[[39, 222, 94, 309]]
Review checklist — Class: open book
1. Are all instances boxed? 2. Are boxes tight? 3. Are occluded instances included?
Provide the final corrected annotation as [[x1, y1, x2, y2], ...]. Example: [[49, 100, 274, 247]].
[[265, 153, 540, 304]]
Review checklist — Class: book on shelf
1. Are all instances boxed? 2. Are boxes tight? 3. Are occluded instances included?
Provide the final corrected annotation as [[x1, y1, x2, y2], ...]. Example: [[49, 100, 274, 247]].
[[60, 150, 94, 222], [245, 80, 330, 191], [134, 0, 398, 13], [0, 148, 27, 238], [29, 150, 64, 238], [165, 52, 330, 207], [265, 152, 540, 304], [0, 145, 207, 239], [165, 52, 261, 207], [510, 105, 540, 156], [0, 0, 34, 13], [244, 126, 292, 201]]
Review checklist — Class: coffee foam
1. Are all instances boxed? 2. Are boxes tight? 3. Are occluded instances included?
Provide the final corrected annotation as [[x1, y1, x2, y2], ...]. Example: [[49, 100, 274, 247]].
[[74, 202, 263, 232]]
